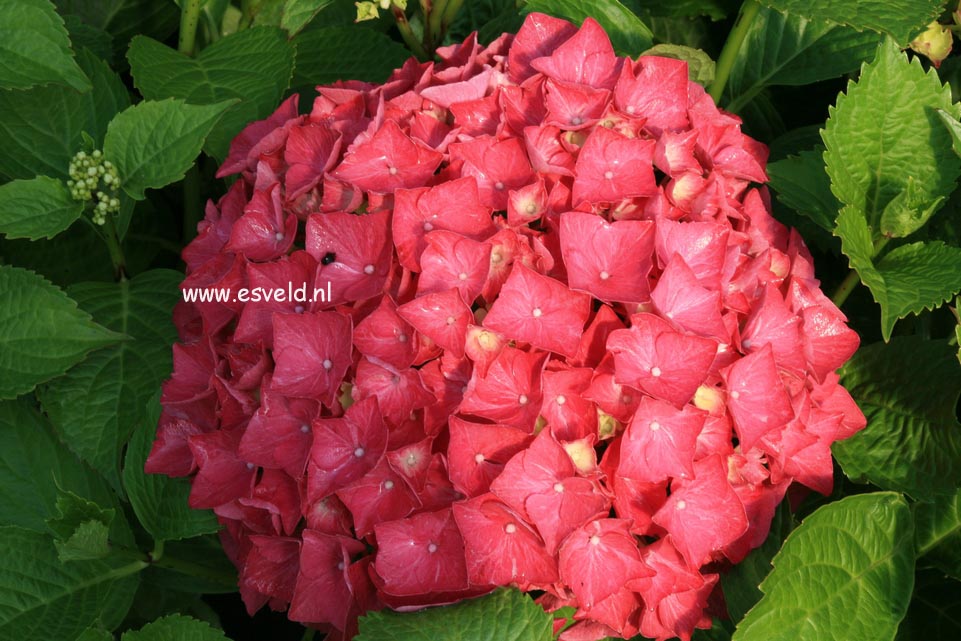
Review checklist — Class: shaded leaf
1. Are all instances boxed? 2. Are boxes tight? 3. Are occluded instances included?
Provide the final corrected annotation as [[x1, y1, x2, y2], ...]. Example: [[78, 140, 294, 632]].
[[914, 488, 961, 580], [643, 44, 714, 86], [121, 614, 231, 641], [768, 148, 840, 232], [833, 337, 961, 499], [523, 0, 654, 56], [0, 0, 90, 92], [0, 525, 141, 641], [894, 570, 961, 640], [282, 0, 334, 36], [40, 270, 182, 492], [127, 27, 296, 160], [0, 265, 120, 400], [0, 176, 83, 240], [757, 0, 942, 44], [291, 27, 411, 97]]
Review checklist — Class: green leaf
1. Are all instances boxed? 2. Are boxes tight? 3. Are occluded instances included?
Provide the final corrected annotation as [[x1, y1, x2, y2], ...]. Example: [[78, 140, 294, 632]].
[[103, 99, 234, 200], [722, 503, 794, 623], [732, 493, 914, 641], [522, 0, 654, 56], [291, 27, 412, 97], [724, 5, 878, 113], [642, 44, 715, 86], [0, 525, 141, 641], [0, 176, 83, 240], [0, 48, 130, 181], [835, 207, 961, 339], [124, 393, 219, 542], [0, 399, 117, 534], [356, 588, 553, 641], [76, 626, 115, 641], [635, 0, 733, 21], [0, 265, 121, 400], [895, 570, 961, 640], [833, 337, 961, 499], [141, 537, 237, 595], [878, 175, 944, 238], [54, 0, 180, 59], [121, 614, 231, 641], [757, 0, 942, 44], [282, 0, 334, 36], [39, 270, 182, 492], [46, 490, 115, 561], [127, 27, 296, 160], [768, 148, 840, 232], [914, 488, 961, 580], [823, 39, 960, 235], [62, 15, 113, 63], [0, 0, 90, 91]]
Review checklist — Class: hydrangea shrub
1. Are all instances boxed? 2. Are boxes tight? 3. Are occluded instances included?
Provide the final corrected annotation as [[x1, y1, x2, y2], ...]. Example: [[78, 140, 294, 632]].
[[146, 12, 869, 640]]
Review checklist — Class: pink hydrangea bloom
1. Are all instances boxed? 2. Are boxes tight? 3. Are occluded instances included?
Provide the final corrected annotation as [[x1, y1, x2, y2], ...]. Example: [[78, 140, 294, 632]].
[[150, 13, 865, 640]]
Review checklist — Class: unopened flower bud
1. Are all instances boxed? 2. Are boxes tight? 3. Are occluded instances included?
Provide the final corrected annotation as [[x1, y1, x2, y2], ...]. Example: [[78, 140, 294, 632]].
[[910, 21, 953, 68]]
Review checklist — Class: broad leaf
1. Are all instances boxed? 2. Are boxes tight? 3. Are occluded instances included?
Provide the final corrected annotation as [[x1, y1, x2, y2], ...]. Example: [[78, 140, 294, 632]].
[[757, 0, 942, 44], [523, 0, 654, 56], [721, 503, 794, 622], [732, 493, 914, 641], [54, 0, 179, 58], [127, 27, 296, 160], [0, 0, 90, 92], [0, 48, 130, 181], [823, 39, 960, 235], [122, 615, 231, 641], [0, 265, 120, 400], [833, 337, 961, 499], [768, 148, 840, 232], [76, 627, 115, 641], [291, 27, 411, 97], [635, 0, 732, 21], [124, 393, 219, 542], [356, 588, 553, 641], [914, 488, 961, 580], [141, 537, 237, 595], [0, 525, 141, 641], [724, 5, 878, 112], [0, 176, 83, 240], [40, 270, 182, 492], [103, 99, 234, 200], [0, 399, 117, 534], [282, 0, 334, 36], [62, 15, 113, 62]]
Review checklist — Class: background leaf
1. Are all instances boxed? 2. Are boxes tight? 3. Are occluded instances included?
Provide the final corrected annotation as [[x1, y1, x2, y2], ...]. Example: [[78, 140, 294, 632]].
[[757, 0, 942, 44], [894, 569, 961, 640], [732, 493, 914, 641], [103, 99, 234, 200], [53, 0, 179, 61], [281, 0, 334, 36], [0, 176, 83, 240], [522, 0, 654, 56], [124, 393, 220, 542], [291, 26, 412, 97], [0, 525, 141, 641], [0, 48, 129, 181], [914, 488, 961, 580], [356, 588, 553, 641], [767, 148, 840, 232], [0, 399, 118, 534], [0, 265, 120, 400], [724, 5, 879, 113], [39, 270, 183, 492], [0, 0, 90, 92], [833, 337, 961, 499], [127, 27, 296, 160]]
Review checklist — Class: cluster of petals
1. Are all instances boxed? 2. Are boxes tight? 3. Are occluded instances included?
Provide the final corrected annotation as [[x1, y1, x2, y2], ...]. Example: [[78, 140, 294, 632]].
[[149, 12, 865, 641]]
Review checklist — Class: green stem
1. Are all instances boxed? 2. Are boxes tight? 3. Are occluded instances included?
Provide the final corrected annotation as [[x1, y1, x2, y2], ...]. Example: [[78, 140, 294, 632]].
[[392, 4, 430, 61], [113, 544, 237, 589], [708, 0, 761, 104], [178, 0, 204, 56], [301, 629, 316, 641], [103, 214, 128, 281], [427, 0, 445, 48], [831, 236, 890, 308], [440, 0, 464, 37]]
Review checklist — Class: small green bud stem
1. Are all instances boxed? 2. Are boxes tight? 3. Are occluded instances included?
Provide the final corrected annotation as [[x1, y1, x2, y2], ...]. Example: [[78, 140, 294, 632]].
[[179, 0, 205, 56], [708, 0, 762, 105]]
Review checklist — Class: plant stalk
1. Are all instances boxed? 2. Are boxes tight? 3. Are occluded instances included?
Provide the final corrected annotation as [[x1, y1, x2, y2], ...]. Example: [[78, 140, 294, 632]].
[[103, 214, 128, 281], [709, 0, 761, 104], [113, 544, 238, 589], [391, 3, 430, 61], [830, 237, 890, 308], [178, 0, 204, 56], [182, 164, 203, 245]]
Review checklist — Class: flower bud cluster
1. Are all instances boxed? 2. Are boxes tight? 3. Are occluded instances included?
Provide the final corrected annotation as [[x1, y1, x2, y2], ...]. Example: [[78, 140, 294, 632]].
[[67, 149, 122, 225]]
